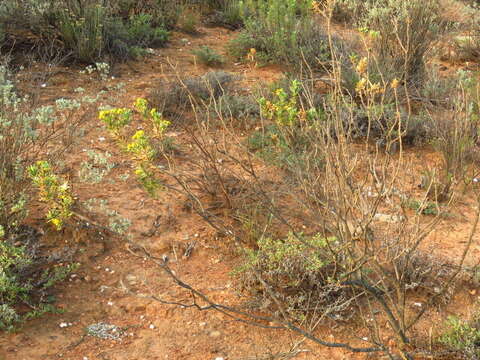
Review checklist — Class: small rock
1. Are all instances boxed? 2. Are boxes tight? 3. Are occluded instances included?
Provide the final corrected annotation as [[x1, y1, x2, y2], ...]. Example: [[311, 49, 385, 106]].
[[209, 330, 221, 338]]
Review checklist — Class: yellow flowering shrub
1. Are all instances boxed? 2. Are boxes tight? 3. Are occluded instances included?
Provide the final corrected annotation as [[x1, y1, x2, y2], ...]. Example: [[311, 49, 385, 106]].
[[28, 161, 74, 230]]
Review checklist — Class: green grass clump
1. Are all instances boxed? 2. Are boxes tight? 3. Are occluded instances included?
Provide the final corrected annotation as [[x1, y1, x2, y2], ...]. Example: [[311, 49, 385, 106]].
[[192, 46, 225, 67]]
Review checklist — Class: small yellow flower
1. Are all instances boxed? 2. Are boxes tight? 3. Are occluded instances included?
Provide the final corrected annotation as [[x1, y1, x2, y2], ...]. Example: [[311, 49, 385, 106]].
[[247, 48, 257, 65], [391, 78, 399, 89], [356, 57, 368, 75], [369, 82, 383, 95], [311, 1, 321, 14], [355, 78, 367, 93]]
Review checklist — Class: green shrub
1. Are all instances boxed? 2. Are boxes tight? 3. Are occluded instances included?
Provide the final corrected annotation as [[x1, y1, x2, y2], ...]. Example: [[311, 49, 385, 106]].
[[236, 232, 344, 318], [125, 13, 169, 47], [112, 0, 182, 30], [56, 3, 106, 62], [227, 0, 333, 70], [177, 6, 200, 34], [206, 0, 244, 29], [439, 316, 480, 358], [0, 66, 79, 331], [0, 236, 78, 331], [0, 0, 171, 62], [58, 6, 169, 62], [192, 46, 225, 67]]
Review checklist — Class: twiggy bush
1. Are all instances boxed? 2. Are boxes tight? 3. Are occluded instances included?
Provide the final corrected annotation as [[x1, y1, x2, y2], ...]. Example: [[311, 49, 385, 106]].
[[127, 65, 480, 359], [148, 71, 238, 120], [328, 0, 446, 92], [426, 70, 480, 199]]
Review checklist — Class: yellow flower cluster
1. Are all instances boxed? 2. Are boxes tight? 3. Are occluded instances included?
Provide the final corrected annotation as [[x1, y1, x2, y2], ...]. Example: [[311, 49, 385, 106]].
[[98, 98, 168, 196], [98, 108, 132, 136], [28, 161, 74, 230]]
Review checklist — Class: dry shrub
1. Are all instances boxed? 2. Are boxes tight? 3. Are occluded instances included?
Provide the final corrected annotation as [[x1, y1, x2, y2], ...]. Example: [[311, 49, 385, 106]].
[[148, 71, 239, 122]]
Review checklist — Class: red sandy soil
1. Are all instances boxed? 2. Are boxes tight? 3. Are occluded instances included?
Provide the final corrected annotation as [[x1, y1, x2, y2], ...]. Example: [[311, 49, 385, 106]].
[[1, 26, 480, 360]]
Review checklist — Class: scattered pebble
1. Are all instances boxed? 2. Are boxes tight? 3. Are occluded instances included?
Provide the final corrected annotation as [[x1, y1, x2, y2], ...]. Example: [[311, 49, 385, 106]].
[[107, 301, 114, 306], [86, 323, 123, 340], [99, 136, 106, 141], [413, 302, 422, 307], [149, 324, 155, 329]]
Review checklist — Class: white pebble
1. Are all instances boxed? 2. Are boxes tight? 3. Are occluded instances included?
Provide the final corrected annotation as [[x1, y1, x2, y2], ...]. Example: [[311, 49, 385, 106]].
[[149, 324, 155, 329]]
